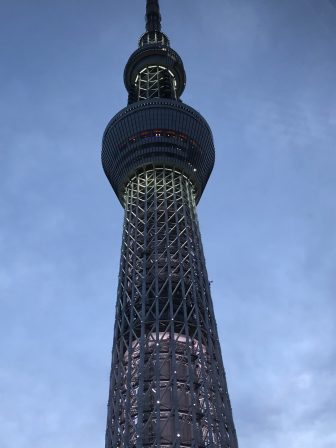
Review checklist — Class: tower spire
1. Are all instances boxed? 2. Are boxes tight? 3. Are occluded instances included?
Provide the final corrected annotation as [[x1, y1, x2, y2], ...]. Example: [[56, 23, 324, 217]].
[[146, 0, 162, 32]]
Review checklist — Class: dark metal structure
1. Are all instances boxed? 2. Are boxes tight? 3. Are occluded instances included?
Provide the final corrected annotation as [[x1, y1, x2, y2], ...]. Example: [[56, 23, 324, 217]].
[[102, 1, 238, 446]]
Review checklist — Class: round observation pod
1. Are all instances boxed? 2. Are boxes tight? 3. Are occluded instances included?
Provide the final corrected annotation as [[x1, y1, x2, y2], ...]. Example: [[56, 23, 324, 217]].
[[102, 98, 215, 205], [124, 45, 186, 99]]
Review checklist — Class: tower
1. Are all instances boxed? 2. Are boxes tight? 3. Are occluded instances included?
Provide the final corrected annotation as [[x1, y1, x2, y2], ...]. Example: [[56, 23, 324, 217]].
[[102, 1, 238, 446]]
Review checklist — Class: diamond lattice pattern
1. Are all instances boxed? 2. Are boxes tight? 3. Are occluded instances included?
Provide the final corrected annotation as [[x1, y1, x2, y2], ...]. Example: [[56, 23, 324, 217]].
[[106, 168, 237, 448]]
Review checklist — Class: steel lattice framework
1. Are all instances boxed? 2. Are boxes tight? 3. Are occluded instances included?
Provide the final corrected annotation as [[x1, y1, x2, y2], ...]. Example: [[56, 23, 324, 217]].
[[106, 168, 237, 446], [102, 1, 239, 447], [137, 66, 177, 101]]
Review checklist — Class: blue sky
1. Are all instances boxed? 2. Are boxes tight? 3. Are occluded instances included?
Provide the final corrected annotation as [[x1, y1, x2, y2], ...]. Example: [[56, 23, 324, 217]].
[[1, 0, 336, 447]]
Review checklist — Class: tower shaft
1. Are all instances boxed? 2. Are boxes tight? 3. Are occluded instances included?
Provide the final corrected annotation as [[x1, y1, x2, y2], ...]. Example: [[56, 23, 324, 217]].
[[106, 168, 237, 447]]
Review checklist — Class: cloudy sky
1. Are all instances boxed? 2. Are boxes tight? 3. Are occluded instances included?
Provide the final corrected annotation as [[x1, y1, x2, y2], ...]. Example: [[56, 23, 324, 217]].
[[1, 0, 336, 447]]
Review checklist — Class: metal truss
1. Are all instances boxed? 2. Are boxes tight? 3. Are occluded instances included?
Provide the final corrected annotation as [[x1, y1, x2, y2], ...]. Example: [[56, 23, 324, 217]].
[[136, 66, 177, 101], [106, 167, 238, 448], [139, 31, 170, 47]]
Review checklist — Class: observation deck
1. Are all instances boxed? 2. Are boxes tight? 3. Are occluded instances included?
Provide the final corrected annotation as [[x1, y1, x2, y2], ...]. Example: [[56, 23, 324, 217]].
[[102, 98, 215, 205], [124, 42, 186, 99]]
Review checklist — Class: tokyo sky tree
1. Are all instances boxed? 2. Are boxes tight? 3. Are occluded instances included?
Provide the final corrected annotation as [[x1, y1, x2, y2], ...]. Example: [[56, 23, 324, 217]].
[[102, 1, 239, 446]]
